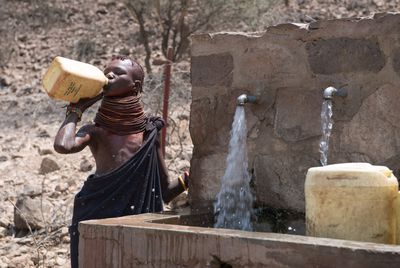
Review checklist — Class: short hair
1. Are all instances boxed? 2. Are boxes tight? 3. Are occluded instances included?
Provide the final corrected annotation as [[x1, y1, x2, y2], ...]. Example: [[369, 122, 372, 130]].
[[111, 55, 145, 85]]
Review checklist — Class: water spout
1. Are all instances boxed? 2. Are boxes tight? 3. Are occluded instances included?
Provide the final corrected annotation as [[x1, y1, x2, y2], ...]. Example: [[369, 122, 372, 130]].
[[214, 105, 254, 231], [237, 94, 257, 106], [319, 100, 333, 166], [319, 86, 347, 166], [323, 87, 348, 100]]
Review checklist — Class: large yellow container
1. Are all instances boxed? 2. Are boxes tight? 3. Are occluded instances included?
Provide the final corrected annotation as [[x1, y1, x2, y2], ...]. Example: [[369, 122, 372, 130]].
[[397, 191, 400, 244], [42, 56, 107, 103], [305, 163, 398, 244]]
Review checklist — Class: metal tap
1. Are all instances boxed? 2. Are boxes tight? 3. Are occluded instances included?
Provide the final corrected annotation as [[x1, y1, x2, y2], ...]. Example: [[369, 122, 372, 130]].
[[323, 86, 348, 100], [237, 94, 257, 106]]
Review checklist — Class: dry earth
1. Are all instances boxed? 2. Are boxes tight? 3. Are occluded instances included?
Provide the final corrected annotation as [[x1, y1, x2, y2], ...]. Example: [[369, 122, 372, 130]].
[[1, 0, 399, 267]]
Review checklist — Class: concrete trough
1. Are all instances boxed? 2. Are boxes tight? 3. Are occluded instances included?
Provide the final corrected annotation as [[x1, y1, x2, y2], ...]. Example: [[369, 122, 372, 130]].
[[79, 212, 400, 268]]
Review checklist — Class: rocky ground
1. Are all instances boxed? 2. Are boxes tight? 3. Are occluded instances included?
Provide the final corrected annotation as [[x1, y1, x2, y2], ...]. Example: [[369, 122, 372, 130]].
[[0, 0, 399, 267]]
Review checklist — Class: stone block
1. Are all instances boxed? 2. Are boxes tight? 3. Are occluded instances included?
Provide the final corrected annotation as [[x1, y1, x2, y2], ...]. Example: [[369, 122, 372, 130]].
[[191, 53, 233, 87], [190, 95, 235, 156], [189, 153, 227, 207], [233, 43, 309, 89], [253, 153, 317, 212], [274, 88, 321, 142], [306, 37, 385, 74], [340, 84, 400, 163], [392, 47, 400, 77]]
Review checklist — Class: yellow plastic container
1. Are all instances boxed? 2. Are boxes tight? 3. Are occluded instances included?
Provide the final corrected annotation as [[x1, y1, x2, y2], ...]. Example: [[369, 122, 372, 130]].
[[397, 191, 400, 244], [305, 163, 398, 244], [42, 56, 107, 103]]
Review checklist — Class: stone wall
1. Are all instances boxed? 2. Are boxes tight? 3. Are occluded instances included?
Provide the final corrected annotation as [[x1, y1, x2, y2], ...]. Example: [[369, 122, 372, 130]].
[[189, 13, 400, 212]]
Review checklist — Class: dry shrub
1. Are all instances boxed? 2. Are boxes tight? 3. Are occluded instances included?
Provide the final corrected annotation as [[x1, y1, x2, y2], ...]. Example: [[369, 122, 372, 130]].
[[124, 0, 280, 73]]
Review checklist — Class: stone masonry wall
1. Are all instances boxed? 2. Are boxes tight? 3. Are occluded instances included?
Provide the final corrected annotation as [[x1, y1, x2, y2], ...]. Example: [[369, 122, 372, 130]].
[[189, 13, 400, 212]]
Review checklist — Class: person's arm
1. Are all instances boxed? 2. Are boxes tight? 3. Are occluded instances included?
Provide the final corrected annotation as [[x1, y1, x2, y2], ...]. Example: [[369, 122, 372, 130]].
[[54, 114, 92, 154], [156, 132, 188, 203], [54, 94, 102, 154]]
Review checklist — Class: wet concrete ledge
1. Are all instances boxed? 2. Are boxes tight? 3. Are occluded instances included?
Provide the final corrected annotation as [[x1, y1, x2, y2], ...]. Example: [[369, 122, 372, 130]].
[[79, 213, 400, 268]]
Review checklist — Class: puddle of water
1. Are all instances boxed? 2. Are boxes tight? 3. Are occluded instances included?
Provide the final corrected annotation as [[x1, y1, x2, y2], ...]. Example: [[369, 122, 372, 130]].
[[156, 208, 305, 236]]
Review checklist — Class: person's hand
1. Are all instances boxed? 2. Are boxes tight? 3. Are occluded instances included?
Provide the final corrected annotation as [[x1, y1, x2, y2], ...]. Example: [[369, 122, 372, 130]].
[[183, 171, 189, 189], [68, 93, 103, 113], [65, 93, 103, 121], [177, 171, 189, 192]]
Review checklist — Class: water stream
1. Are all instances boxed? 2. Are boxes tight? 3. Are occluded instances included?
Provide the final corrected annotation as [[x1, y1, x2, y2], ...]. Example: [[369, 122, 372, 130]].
[[214, 106, 254, 231], [319, 99, 333, 166]]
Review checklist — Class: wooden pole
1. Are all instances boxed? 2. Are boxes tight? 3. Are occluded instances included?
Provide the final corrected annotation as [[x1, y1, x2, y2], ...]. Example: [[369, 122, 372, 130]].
[[161, 47, 174, 157]]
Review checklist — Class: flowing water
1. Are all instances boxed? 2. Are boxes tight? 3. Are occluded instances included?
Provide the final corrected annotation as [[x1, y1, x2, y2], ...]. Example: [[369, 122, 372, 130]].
[[214, 106, 254, 231], [319, 100, 333, 166]]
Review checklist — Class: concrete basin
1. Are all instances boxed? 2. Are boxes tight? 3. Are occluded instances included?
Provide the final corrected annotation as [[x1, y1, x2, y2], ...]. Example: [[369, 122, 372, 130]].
[[79, 212, 400, 268]]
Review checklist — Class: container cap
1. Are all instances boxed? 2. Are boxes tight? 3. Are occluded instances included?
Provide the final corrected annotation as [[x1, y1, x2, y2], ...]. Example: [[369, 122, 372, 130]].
[[309, 163, 392, 176]]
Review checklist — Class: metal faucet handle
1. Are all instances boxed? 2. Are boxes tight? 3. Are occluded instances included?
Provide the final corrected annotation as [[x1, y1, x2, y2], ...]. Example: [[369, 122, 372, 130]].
[[237, 94, 257, 106], [323, 87, 347, 100], [336, 88, 348, 97]]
